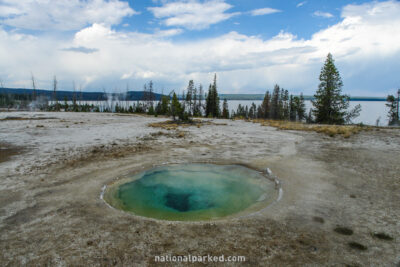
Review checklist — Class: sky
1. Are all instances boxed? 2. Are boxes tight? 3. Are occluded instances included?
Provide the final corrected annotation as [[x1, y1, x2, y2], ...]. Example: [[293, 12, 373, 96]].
[[0, 0, 399, 96]]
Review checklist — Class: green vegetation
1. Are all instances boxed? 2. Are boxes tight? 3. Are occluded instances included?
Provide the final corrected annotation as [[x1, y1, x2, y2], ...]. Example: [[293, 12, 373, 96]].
[[232, 85, 306, 122], [205, 74, 220, 118], [312, 53, 361, 125], [386, 91, 399, 126]]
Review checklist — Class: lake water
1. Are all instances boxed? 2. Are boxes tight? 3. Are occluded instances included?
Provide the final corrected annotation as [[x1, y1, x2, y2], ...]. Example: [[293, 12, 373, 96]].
[[52, 100, 390, 126]]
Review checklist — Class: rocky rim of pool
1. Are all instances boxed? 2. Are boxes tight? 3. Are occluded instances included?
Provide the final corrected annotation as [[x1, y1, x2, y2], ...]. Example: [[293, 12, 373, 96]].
[[102, 163, 280, 222]]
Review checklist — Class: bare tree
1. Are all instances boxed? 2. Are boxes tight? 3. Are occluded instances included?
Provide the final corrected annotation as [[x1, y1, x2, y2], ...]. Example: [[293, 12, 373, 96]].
[[79, 84, 83, 105], [125, 82, 129, 110], [72, 81, 77, 110]]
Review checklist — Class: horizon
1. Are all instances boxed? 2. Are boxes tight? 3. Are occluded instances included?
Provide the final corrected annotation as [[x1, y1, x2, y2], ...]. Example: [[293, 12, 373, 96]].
[[0, 0, 399, 96], [0, 87, 389, 100]]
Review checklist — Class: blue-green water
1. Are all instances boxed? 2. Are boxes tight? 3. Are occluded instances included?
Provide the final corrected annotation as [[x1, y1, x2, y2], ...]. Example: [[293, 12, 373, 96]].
[[105, 164, 276, 221]]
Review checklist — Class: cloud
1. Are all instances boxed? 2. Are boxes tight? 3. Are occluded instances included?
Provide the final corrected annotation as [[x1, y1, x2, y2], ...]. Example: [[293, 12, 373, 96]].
[[313, 11, 334, 18], [0, 1, 399, 96], [0, 0, 137, 31], [250, 8, 281, 16], [61, 46, 99, 54], [148, 0, 239, 30], [297, 2, 307, 8], [154, 28, 184, 37]]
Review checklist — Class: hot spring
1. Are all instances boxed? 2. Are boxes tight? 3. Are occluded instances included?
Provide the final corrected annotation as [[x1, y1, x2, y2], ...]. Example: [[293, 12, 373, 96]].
[[104, 164, 278, 221]]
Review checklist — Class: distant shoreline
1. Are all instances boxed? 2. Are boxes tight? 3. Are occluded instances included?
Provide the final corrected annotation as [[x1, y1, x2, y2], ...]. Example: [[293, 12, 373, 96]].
[[0, 88, 387, 101]]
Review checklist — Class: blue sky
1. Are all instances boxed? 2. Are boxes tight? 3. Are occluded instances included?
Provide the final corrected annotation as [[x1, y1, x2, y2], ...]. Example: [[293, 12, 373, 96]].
[[0, 0, 399, 96], [120, 0, 344, 39]]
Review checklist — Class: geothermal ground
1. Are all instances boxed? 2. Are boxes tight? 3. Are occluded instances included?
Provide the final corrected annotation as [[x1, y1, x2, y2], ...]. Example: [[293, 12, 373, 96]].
[[0, 112, 399, 266]]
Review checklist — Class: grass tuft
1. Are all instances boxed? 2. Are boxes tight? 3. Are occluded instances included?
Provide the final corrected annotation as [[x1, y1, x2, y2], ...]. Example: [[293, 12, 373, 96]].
[[253, 119, 370, 137]]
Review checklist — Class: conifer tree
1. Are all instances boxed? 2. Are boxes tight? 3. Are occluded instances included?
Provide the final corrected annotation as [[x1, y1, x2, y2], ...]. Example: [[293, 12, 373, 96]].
[[312, 53, 361, 124], [222, 99, 229, 119], [205, 74, 220, 117], [170, 92, 182, 121], [205, 84, 212, 117], [386, 94, 399, 125], [249, 102, 257, 119], [257, 105, 264, 118], [297, 93, 306, 121], [160, 95, 170, 115], [271, 84, 281, 120], [282, 89, 290, 120], [261, 91, 271, 119]]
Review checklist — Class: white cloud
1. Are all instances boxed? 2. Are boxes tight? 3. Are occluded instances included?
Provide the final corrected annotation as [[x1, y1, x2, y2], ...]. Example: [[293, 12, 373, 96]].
[[0, 1, 399, 96], [250, 8, 281, 16], [297, 2, 307, 8], [148, 0, 239, 30], [154, 28, 184, 37], [313, 11, 334, 18], [0, 0, 137, 31]]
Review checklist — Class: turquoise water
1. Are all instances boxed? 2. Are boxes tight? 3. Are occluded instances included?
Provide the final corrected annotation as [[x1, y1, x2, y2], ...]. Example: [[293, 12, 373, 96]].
[[105, 164, 276, 221]]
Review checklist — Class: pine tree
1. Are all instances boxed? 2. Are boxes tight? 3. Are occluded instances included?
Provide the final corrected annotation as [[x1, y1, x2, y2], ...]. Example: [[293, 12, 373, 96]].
[[249, 102, 256, 119], [312, 53, 361, 124], [297, 93, 306, 121], [257, 105, 264, 118], [271, 84, 280, 120], [211, 74, 220, 117], [282, 89, 290, 120], [160, 95, 170, 115], [222, 99, 229, 119], [205, 74, 220, 118], [386, 95, 399, 125], [170, 92, 182, 121], [261, 91, 271, 119], [205, 84, 212, 117]]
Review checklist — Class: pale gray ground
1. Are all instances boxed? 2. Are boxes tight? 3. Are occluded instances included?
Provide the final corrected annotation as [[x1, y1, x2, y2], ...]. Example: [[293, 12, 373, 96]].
[[0, 112, 399, 266]]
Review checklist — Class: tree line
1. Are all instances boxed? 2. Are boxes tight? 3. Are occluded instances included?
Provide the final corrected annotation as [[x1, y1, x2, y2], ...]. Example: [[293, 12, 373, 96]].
[[5, 53, 400, 126]]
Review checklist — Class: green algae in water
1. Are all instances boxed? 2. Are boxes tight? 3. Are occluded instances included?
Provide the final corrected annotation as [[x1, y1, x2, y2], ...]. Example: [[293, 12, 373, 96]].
[[106, 164, 276, 221]]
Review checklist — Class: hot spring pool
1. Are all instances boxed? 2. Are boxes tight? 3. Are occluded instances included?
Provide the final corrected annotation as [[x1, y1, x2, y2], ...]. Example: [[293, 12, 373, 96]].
[[104, 164, 277, 221]]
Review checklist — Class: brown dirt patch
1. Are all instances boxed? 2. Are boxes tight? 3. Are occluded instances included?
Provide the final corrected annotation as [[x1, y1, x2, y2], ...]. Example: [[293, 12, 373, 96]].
[[0, 143, 24, 163]]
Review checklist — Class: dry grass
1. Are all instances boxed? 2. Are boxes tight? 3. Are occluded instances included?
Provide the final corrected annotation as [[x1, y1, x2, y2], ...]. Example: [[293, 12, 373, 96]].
[[148, 121, 181, 130], [148, 131, 186, 139], [253, 119, 371, 138], [148, 119, 226, 130]]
